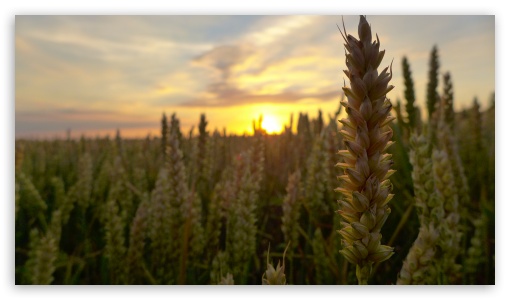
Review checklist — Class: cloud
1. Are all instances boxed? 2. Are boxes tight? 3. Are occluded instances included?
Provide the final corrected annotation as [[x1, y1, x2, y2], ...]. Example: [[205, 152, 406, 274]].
[[186, 44, 341, 107], [192, 43, 254, 80], [15, 119, 158, 139], [25, 29, 213, 64], [244, 15, 318, 47], [185, 16, 343, 108], [178, 87, 340, 107], [16, 107, 159, 139]]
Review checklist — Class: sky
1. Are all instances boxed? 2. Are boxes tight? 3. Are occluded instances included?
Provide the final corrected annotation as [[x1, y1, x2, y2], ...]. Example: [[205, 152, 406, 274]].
[[15, 15, 495, 139]]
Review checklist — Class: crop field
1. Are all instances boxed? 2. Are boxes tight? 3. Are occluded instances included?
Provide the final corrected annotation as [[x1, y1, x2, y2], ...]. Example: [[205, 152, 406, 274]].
[[14, 15, 495, 285]]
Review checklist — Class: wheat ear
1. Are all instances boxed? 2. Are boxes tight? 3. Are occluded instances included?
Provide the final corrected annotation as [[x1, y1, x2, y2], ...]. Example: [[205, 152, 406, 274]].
[[335, 15, 396, 284], [281, 170, 302, 251], [262, 242, 290, 285], [402, 57, 417, 129]]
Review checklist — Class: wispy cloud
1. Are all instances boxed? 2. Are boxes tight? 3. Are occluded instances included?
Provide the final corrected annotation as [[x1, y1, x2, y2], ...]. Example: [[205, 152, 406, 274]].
[[178, 88, 340, 107], [244, 15, 319, 47], [184, 15, 342, 107]]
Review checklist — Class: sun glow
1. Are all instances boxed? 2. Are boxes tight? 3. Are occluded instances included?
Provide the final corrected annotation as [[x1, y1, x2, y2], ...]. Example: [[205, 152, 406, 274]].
[[261, 115, 282, 134]]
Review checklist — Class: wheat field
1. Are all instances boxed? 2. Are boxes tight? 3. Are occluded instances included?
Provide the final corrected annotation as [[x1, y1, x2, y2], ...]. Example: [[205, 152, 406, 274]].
[[14, 15, 495, 285]]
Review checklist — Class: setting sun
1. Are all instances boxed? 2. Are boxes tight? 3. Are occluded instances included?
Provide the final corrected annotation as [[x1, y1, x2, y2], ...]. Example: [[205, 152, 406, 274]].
[[261, 115, 282, 134]]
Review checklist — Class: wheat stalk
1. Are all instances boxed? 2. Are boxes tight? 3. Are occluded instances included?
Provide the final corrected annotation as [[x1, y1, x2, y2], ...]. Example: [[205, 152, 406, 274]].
[[161, 112, 168, 160], [426, 46, 440, 120], [335, 15, 396, 284], [26, 229, 59, 284], [218, 273, 235, 285], [103, 158, 128, 284], [398, 223, 440, 284], [397, 134, 442, 284], [304, 130, 330, 219], [69, 153, 93, 209], [281, 170, 302, 251], [205, 179, 228, 256], [442, 72, 454, 129], [464, 212, 488, 280], [312, 228, 330, 284], [210, 251, 230, 284], [432, 149, 462, 284], [402, 56, 417, 129], [225, 149, 259, 281], [262, 243, 289, 285], [127, 193, 150, 283]]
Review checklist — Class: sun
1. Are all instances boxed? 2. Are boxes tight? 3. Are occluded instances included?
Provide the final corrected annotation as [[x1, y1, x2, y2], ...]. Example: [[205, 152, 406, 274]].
[[261, 115, 282, 134]]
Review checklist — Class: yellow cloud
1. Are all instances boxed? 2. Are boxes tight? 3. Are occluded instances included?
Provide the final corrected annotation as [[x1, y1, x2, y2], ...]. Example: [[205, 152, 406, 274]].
[[152, 72, 200, 96], [234, 53, 340, 95], [15, 36, 34, 54], [245, 16, 318, 47]]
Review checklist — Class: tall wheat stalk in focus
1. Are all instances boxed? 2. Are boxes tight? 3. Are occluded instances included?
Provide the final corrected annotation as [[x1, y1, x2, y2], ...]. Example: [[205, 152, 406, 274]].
[[335, 15, 396, 284]]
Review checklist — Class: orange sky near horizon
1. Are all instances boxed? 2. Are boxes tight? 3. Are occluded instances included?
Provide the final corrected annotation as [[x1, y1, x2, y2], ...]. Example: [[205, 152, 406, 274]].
[[15, 15, 495, 139]]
